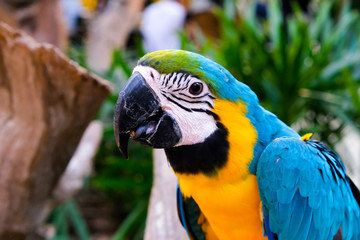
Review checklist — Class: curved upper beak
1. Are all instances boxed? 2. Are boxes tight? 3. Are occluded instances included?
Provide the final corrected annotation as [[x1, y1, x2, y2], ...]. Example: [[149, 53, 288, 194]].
[[113, 72, 181, 159]]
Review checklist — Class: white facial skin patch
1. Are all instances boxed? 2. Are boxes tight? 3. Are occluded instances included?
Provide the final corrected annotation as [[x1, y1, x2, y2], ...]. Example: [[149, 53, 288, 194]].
[[133, 65, 218, 146]]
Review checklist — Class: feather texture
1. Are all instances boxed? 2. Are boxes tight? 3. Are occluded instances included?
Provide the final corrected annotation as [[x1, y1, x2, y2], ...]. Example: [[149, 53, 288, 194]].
[[257, 138, 360, 240]]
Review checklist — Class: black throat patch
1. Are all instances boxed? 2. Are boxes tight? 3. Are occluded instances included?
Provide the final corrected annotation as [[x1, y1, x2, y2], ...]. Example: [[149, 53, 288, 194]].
[[164, 122, 229, 175]]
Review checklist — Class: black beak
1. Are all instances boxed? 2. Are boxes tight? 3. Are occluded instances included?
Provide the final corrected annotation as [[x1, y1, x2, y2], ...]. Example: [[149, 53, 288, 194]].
[[114, 72, 181, 159]]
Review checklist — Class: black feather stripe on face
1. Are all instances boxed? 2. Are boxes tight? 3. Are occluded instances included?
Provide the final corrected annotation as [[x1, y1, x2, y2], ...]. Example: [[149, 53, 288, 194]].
[[165, 122, 229, 175], [159, 72, 215, 113]]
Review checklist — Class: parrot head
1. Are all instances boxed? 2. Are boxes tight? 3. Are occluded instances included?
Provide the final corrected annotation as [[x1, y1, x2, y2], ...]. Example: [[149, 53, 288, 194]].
[[114, 50, 259, 175]]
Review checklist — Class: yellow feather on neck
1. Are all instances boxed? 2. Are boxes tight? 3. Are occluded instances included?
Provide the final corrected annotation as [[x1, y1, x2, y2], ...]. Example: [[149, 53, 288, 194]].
[[176, 99, 257, 194], [175, 99, 265, 240]]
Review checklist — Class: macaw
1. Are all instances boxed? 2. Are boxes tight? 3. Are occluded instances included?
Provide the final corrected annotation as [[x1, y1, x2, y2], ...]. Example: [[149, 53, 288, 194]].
[[113, 50, 360, 240]]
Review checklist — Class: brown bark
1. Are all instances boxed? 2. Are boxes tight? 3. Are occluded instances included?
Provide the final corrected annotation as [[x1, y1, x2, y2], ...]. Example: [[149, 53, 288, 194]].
[[0, 22, 111, 237]]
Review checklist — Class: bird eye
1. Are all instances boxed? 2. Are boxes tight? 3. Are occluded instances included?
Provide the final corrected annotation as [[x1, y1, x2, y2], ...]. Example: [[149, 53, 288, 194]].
[[189, 82, 203, 95]]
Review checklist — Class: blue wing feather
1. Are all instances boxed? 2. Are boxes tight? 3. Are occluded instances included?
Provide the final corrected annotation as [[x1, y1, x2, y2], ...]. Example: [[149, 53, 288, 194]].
[[264, 215, 278, 240], [177, 185, 206, 240], [257, 137, 360, 240], [177, 185, 190, 233]]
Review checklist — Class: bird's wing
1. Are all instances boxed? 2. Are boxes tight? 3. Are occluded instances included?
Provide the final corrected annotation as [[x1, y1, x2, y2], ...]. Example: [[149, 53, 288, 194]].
[[177, 186, 207, 240], [257, 137, 360, 240]]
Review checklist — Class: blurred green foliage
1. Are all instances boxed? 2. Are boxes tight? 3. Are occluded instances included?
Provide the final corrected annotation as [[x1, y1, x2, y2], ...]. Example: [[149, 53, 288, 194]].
[[48, 0, 360, 239], [48, 200, 90, 240]]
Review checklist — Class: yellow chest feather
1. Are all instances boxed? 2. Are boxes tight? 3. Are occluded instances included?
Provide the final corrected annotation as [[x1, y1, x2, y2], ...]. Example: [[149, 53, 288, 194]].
[[176, 99, 266, 240]]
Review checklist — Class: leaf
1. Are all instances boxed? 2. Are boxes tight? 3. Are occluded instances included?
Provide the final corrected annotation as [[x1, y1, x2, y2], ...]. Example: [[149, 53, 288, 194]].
[[309, 1, 332, 40], [108, 50, 133, 79], [111, 201, 148, 240], [268, 0, 283, 47], [321, 51, 360, 79], [65, 200, 91, 240]]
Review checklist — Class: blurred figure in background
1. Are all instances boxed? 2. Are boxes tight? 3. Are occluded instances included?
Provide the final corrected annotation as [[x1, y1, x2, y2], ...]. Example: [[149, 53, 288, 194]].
[[140, 0, 223, 52], [61, 0, 83, 36], [140, 0, 186, 52], [61, 0, 88, 46]]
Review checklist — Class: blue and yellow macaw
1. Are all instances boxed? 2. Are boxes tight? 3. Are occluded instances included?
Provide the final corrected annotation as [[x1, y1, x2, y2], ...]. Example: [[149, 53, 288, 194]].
[[113, 50, 360, 240]]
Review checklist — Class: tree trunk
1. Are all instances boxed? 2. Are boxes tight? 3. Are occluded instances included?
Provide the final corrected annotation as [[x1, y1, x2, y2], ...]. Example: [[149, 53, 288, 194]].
[[0, 22, 111, 238], [86, 0, 145, 73]]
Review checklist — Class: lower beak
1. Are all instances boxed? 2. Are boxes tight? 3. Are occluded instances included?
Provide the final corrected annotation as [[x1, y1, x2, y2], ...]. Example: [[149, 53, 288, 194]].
[[113, 72, 181, 159]]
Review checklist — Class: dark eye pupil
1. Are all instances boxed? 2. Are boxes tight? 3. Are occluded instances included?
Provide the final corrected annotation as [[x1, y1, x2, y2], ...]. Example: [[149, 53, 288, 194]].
[[189, 82, 203, 95]]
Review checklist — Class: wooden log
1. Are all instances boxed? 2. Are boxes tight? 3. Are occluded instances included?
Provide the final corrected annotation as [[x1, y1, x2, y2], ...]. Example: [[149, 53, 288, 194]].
[[86, 0, 145, 73], [144, 149, 189, 240], [53, 120, 104, 201], [0, 22, 111, 238]]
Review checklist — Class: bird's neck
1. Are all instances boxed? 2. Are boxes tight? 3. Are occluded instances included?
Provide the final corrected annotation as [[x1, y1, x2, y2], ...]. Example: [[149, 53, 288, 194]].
[[165, 122, 229, 175], [177, 174, 267, 240], [171, 99, 265, 239], [167, 99, 258, 182]]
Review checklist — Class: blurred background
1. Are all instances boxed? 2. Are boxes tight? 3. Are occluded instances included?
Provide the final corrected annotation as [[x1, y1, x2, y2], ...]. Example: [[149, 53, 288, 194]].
[[1, 0, 360, 239]]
